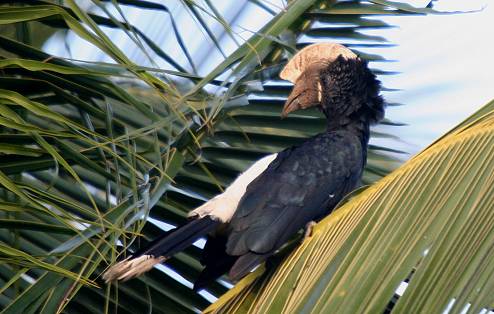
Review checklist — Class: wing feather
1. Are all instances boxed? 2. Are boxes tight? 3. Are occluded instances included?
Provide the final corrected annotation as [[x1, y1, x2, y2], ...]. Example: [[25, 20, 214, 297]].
[[226, 131, 363, 257]]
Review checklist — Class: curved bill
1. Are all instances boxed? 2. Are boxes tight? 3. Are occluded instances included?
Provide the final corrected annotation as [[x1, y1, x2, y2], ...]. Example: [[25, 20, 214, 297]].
[[281, 70, 323, 118]]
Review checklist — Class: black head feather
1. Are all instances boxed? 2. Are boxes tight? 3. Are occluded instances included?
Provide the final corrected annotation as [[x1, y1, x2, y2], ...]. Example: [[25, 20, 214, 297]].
[[319, 55, 385, 125]]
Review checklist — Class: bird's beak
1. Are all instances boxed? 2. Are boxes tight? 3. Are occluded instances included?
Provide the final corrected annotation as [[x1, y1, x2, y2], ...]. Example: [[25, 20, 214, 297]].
[[281, 80, 322, 118], [281, 102, 298, 118], [281, 93, 302, 118]]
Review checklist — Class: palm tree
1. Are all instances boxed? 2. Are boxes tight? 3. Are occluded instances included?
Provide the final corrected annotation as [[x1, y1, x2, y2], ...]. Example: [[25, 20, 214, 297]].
[[0, 1, 492, 313]]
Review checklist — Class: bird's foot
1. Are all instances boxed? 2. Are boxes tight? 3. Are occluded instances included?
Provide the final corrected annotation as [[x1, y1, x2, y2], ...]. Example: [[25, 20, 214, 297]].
[[303, 221, 317, 240]]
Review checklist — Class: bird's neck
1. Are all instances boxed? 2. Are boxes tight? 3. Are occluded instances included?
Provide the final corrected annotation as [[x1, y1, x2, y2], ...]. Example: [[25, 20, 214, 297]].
[[326, 116, 370, 146]]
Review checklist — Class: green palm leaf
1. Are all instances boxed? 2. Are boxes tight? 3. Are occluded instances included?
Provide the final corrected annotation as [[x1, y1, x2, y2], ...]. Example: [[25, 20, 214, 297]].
[[0, 1, 480, 313]]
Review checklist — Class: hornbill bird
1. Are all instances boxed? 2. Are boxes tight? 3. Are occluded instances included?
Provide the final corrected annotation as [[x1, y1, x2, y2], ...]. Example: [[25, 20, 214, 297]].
[[103, 43, 385, 290]]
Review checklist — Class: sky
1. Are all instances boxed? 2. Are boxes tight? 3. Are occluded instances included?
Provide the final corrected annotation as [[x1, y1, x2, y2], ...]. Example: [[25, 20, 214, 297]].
[[365, 0, 494, 156]]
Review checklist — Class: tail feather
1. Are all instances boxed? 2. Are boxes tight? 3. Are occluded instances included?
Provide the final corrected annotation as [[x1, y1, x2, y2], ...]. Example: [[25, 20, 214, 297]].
[[103, 216, 220, 282], [138, 216, 220, 257], [228, 252, 268, 282], [102, 255, 165, 282], [193, 234, 237, 291], [193, 257, 236, 291]]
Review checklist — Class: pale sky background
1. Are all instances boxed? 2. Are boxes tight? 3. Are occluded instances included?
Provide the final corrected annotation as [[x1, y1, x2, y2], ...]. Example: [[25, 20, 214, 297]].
[[367, 0, 494, 156]]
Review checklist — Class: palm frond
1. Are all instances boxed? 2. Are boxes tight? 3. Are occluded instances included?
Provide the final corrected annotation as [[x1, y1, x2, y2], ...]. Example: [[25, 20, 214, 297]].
[[0, 0, 453, 312]]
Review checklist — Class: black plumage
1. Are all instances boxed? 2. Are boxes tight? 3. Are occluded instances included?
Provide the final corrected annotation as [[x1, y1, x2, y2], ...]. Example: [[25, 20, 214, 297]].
[[214, 56, 384, 281], [103, 53, 385, 290]]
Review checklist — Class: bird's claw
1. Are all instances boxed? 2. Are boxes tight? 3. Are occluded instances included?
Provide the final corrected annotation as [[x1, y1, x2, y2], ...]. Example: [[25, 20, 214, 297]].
[[303, 221, 317, 240]]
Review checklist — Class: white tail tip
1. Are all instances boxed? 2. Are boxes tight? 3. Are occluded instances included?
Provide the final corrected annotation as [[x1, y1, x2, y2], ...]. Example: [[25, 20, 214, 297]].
[[103, 255, 166, 283]]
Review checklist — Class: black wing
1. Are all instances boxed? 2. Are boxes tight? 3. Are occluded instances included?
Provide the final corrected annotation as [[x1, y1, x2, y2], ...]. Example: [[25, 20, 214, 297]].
[[225, 131, 364, 278]]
